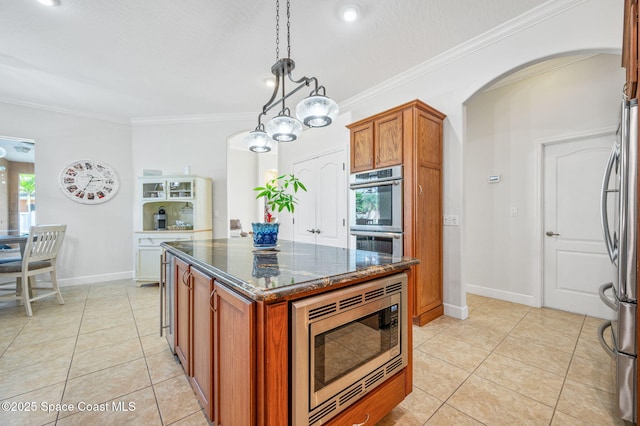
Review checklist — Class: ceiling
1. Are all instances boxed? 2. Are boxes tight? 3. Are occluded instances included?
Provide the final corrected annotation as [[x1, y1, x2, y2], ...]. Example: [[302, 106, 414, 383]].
[[0, 0, 549, 122]]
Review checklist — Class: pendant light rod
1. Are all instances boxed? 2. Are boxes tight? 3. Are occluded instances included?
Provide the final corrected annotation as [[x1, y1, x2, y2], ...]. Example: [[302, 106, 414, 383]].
[[257, 61, 322, 125], [245, 0, 339, 152]]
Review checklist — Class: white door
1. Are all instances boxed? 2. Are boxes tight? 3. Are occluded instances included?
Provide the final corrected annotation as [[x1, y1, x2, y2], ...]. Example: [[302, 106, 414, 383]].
[[543, 136, 616, 318], [293, 150, 348, 247], [293, 161, 316, 244]]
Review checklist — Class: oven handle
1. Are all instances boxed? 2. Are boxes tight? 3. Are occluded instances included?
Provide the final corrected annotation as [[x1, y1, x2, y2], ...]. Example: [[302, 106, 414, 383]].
[[349, 179, 402, 190], [350, 231, 403, 239]]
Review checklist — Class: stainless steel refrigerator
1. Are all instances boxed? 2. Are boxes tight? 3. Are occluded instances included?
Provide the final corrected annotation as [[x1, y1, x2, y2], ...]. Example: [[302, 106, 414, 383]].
[[599, 98, 637, 423]]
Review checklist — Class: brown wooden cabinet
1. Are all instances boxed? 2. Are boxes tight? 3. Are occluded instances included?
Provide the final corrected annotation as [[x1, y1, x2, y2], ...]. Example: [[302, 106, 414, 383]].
[[348, 100, 446, 326], [349, 110, 403, 172], [191, 267, 214, 419], [173, 258, 255, 424], [212, 281, 255, 425]]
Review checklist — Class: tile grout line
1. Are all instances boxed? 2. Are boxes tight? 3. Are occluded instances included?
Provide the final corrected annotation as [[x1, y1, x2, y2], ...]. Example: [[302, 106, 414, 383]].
[[129, 285, 167, 426], [429, 305, 534, 423], [53, 286, 89, 425]]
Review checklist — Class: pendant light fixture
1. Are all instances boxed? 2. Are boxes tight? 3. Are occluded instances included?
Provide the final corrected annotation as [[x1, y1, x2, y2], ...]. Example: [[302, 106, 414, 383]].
[[245, 0, 339, 153]]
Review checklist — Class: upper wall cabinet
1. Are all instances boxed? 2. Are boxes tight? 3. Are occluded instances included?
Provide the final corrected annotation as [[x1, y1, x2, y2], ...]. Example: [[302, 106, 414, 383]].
[[348, 111, 403, 172]]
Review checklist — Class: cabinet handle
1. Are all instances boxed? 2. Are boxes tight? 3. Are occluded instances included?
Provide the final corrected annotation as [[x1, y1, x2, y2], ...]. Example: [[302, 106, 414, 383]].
[[353, 413, 370, 426], [315, 229, 321, 234], [306, 229, 315, 233], [418, 184, 423, 196], [209, 289, 217, 312], [182, 269, 193, 290]]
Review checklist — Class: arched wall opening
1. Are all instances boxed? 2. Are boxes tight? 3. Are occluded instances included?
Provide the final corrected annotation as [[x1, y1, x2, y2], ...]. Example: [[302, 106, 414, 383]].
[[461, 51, 625, 313]]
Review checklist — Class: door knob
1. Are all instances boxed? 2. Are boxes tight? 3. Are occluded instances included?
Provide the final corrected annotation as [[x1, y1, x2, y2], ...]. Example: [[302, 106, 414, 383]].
[[545, 231, 560, 237]]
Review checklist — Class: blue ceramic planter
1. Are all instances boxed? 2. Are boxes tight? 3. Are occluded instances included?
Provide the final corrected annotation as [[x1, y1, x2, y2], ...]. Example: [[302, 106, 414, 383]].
[[251, 222, 280, 248]]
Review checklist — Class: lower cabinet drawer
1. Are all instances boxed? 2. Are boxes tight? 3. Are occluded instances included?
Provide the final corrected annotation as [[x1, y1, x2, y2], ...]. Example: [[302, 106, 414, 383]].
[[326, 369, 406, 426]]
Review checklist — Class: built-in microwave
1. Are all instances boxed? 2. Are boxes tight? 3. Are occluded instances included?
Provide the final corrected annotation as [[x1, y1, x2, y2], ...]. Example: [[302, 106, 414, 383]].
[[349, 165, 403, 233], [291, 273, 408, 425]]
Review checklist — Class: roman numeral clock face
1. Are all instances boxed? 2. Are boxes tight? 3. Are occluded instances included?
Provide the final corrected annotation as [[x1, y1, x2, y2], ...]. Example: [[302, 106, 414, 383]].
[[58, 160, 119, 204]]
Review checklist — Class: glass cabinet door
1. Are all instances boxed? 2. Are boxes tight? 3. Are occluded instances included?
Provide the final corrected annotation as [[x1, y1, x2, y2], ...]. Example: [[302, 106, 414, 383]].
[[168, 180, 194, 199], [142, 181, 166, 199]]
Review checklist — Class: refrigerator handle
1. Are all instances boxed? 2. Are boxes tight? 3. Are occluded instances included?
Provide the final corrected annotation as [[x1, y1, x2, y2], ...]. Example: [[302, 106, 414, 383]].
[[598, 282, 618, 311], [600, 145, 618, 263], [597, 320, 616, 360]]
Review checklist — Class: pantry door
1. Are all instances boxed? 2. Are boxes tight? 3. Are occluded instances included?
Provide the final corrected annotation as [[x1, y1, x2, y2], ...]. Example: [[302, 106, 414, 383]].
[[293, 150, 348, 247], [542, 134, 616, 318]]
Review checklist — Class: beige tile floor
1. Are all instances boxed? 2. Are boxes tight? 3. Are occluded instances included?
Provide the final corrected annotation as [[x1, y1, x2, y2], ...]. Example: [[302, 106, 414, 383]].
[[379, 293, 623, 426], [0, 280, 624, 425]]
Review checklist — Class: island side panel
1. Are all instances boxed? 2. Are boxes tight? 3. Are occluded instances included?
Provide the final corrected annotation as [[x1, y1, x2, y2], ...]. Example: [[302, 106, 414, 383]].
[[405, 266, 414, 396], [257, 300, 289, 426]]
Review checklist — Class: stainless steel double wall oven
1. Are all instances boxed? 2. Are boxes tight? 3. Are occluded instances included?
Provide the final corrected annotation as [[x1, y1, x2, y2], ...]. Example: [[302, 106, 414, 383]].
[[349, 165, 403, 257]]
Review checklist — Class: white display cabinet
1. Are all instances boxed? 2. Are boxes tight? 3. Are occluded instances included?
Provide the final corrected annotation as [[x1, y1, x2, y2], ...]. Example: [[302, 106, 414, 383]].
[[135, 175, 212, 282]]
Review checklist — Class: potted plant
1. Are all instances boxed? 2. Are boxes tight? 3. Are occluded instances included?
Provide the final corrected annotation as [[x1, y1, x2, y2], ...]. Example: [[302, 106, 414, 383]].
[[252, 174, 307, 247]]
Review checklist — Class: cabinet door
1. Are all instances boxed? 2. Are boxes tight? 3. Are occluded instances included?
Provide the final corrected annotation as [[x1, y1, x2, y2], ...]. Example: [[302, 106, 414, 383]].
[[191, 268, 214, 419], [175, 257, 192, 374], [351, 122, 374, 172], [212, 282, 255, 426], [167, 179, 195, 199], [141, 180, 166, 200], [374, 112, 403, 168], [414, 166, 443, 314], [136, 246, 162, 281]]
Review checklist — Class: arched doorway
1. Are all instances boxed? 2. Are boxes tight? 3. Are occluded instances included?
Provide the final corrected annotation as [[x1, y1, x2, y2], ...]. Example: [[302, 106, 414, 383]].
[[462, 53, 625, 317]]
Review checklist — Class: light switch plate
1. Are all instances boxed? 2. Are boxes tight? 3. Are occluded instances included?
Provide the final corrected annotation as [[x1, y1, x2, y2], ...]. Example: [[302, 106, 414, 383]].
[[443, 215, 459, 226]]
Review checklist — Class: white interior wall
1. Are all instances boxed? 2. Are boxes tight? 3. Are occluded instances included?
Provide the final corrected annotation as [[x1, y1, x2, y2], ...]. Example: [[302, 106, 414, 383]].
[[227, 143, 259, 236], [0, 102, 133, 285], [463, 53, 625, 304]]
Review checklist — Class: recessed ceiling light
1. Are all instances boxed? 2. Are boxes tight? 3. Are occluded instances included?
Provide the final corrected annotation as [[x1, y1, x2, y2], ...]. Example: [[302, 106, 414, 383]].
[[342, 6, 359, 22], [263, 77, 276, 88], [37, 0, 61, 6]]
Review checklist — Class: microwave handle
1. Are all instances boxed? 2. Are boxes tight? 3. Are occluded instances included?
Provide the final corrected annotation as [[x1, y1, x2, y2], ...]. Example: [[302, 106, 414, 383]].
[[350, 231, 403, 239], [349, 179, 402, 190]]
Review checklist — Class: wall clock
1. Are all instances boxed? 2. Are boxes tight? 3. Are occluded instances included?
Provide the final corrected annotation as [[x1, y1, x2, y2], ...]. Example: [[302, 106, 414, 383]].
[[59, 159, 119, 204]]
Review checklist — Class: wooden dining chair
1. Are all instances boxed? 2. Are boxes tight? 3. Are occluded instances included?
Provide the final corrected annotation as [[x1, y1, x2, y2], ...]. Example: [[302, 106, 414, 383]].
[[0, 224, 66, 316]]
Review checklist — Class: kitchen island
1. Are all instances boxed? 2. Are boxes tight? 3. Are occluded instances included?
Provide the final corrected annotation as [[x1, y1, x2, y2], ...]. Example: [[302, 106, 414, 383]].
[[161, 238, 418, 425]]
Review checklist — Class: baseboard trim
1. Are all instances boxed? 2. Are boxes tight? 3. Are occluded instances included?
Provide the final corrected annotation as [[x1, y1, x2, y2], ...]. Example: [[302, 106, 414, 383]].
[[465, 283, 538, 307], [444, 302, 468, 320], [58, 271, 135, 287]]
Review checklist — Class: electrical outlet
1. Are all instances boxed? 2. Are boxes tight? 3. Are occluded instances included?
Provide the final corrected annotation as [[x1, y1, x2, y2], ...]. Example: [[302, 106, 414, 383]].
[[443, 215, 459, 226]]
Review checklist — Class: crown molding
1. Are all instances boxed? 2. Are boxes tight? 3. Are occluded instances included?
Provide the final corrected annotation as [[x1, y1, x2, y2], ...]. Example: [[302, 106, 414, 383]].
[[130, 112, 255, 126], [0, 97, 130, 125], [339, 0, 588, 112]]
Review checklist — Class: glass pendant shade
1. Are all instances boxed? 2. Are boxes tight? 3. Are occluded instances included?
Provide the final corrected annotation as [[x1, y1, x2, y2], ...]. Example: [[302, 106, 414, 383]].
[[296, 95, 339, 127], [266, 115, 303, 142], [245, 130, 275, 153]]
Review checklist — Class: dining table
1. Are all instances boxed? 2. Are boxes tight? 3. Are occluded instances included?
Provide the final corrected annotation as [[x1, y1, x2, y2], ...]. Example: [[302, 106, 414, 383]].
[[0, 232, 28, 257]]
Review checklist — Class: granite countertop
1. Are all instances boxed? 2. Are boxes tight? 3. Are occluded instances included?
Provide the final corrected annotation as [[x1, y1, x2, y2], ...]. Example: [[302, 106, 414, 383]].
[[162, 238, 419, 302]]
